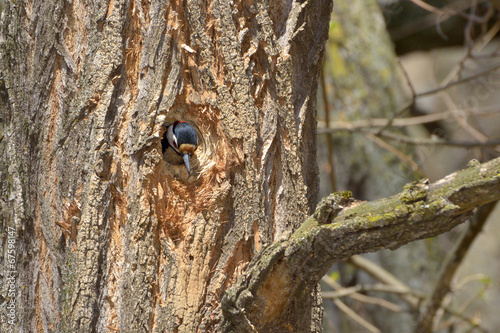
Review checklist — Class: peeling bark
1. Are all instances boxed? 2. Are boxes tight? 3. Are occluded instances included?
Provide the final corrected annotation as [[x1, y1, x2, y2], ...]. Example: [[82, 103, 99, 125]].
[[0, 0, 330, 332], [1, 1, 499, 332]]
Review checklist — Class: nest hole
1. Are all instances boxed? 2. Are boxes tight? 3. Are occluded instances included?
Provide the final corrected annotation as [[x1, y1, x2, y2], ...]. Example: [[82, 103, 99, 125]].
[[160, 117, 216, 183]]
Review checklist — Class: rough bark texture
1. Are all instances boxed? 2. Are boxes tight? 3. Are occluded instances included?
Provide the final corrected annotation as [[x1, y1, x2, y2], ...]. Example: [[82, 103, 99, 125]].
[[222, 157, 500, 331], [0, 0, 330, 332]]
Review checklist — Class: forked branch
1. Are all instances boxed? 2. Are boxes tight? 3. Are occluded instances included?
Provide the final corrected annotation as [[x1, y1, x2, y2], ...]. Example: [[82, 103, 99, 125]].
[[221, 157, 500, 332]]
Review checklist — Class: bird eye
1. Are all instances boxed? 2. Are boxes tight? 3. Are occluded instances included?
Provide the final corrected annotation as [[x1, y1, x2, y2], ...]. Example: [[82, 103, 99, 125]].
[[172, 138, 178, 147]]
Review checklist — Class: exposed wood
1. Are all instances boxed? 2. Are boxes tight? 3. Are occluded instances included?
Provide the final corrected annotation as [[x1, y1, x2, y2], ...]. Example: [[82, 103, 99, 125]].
[[3, 0, 499, 332], [0, 0, 330, 331], [222, 157, 500, 331]]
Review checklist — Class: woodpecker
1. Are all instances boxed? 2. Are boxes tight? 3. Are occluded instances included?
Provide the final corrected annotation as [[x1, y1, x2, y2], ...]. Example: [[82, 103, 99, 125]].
[[162, 121, 198, 175]]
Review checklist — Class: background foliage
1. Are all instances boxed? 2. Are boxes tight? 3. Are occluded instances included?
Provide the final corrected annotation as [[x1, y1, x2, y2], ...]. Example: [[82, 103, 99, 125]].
[[318, 0, 500, 332]]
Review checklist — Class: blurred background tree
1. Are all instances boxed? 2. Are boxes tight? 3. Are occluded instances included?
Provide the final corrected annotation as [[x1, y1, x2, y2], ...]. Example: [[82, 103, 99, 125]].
[[318, 0, 500, 332]]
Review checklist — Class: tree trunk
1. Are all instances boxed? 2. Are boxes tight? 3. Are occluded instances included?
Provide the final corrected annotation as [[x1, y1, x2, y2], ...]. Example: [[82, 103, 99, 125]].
[[0, 0, 331, 332]]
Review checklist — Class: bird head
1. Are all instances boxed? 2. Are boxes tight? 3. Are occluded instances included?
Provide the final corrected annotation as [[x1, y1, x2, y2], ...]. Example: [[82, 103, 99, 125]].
[[162, 121, 198, 175]]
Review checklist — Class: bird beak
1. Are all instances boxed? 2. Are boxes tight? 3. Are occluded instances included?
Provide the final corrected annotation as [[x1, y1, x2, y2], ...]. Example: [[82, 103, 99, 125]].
[[182, 154, 191, 175]]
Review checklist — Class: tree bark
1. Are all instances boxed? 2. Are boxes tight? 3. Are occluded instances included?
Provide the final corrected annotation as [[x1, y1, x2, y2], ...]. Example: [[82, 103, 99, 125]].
[[3, 1, 499, 332], [0, 0, 331, 332], [222, 157, 500, 331]]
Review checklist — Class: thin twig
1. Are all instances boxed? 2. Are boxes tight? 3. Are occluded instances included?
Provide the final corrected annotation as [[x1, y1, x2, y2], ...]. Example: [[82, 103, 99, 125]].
[[415, 202, 498, 332], [473, 20, 500, 54], [416, 63, 500, 98], [318, 127, 500, 148], [333, 298, 381, 333], [439, 308, 486, 332], [374, 131, 500, 148], [321, 276, 403, 313], [347, 255, 422, 310], [440, 280, 489, 330], [436, 279, 490, 332], [318, 107, 500, 131], [408, 0, 487, 22], [391, 0, 489, 41], [441, 92, 490, 143], [364, 132, 424, 175], [322, 283, 425, 299], [376, 59, 416, 135], [321, 275, 384, 332]]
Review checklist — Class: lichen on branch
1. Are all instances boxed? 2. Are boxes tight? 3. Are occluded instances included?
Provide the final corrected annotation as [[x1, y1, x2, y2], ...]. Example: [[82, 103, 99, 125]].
[[221, 157, 500, 332]]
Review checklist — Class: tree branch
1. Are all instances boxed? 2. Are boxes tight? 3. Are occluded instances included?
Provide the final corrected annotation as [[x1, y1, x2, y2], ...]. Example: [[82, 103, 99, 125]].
[[221, 157, 500, 332], [317, 107, 500, 131], [347, 255, 423, 309], [319, 127, 500, 148]]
